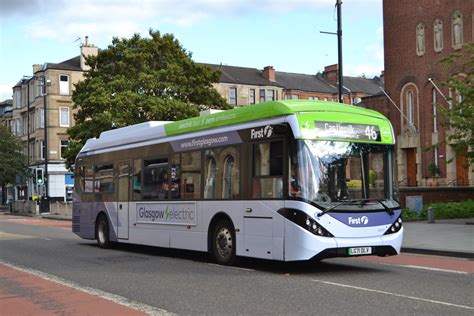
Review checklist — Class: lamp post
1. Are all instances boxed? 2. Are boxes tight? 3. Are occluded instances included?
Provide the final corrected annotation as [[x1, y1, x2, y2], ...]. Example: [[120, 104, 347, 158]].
[[40, 75, 51, 212]]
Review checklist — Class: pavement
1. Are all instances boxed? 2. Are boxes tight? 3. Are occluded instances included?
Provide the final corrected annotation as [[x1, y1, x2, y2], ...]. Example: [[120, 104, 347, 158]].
[[1, 206, 473, 259]]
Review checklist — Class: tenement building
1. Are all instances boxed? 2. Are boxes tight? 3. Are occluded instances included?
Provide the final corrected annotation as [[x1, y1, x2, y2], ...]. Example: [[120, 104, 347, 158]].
[[207, 63, 384, 106], [9, 38, 97, 202], [382, 0, 473, 189]]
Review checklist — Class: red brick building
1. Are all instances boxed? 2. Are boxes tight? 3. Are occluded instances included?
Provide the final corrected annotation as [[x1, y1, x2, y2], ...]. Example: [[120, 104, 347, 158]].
[[381, 0, 473, 188]]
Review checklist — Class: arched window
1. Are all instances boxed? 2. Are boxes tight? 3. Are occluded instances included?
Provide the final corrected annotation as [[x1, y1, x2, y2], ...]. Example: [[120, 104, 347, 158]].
[[407, 90, 414, 124], [222, 155, 234, 199], [434, 19, 443, 52], [432, 88, 438, 132]]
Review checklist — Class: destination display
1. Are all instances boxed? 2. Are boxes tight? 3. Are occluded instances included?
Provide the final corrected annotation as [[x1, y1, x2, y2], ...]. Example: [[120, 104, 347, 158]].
[[314, 121, 381, 142]]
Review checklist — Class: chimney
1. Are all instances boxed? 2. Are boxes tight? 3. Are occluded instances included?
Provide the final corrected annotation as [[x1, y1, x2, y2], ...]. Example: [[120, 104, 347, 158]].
[[323, 64, 339, 84], [32, 64, 42, 74], [379, 70, 385, 83], [80, 36, 98, 71], [263, 66, 276, 82]]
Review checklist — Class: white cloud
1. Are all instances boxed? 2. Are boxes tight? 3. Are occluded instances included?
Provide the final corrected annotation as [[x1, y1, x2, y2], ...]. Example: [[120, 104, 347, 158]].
[[0, 84, 13, 101], [17, 0, 341, 42]]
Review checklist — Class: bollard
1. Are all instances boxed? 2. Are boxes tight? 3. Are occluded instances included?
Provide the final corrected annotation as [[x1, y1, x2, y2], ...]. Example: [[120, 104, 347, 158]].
[[428, 207, 435, 223]]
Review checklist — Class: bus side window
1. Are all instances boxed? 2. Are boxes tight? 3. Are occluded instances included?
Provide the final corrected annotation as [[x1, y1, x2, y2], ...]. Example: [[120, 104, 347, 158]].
[[94, 164, 114, 193], [143, 158, 168, 200], [132, 159, 142, 200], [84, 166, 94, 193], [253, 141, 283, 198], [204, 151, 217, 199], [170, 154, 181, 199], [181, 151, 201, 199]]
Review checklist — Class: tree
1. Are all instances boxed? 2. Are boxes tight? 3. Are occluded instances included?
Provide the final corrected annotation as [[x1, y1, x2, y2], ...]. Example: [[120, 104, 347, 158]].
[[438, 42, 474, 166], [65, 29, 229, 169], [0, 125, 28, 203]]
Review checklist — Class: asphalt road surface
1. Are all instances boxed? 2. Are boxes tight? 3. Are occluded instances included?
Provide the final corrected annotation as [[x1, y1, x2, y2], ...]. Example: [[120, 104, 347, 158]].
[[1, 216, 473, 315]]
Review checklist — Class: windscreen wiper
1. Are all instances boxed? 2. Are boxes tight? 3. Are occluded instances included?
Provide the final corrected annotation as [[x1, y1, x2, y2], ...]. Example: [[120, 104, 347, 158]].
[[318, 199, 394, 218], [359, 199, 394, 216], [317, 200, 360, 217]]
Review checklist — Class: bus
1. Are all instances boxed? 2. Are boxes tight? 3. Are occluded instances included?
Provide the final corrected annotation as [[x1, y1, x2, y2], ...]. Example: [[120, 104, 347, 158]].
[[73, 100, 403, 265]]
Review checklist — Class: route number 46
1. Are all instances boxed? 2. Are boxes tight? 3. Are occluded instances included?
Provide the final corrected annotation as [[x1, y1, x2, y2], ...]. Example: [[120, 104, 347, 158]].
[[365, 125, 378, 140]]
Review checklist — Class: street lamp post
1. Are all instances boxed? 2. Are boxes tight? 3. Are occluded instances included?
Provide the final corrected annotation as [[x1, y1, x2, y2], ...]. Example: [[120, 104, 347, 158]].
[[40, 75, 50, 212]]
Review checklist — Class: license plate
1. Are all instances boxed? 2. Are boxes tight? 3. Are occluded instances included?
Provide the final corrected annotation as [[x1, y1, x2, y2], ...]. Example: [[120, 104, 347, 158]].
[[348, 247, 372, 255]]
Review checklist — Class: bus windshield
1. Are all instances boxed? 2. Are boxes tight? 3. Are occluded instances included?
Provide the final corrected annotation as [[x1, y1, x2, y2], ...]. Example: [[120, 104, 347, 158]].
[[291, 140, 393, 206]]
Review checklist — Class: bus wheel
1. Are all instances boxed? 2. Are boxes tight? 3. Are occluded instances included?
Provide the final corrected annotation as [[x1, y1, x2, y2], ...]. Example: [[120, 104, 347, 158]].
[[96, 214, 111, 249], [212, 219, 236, 265]]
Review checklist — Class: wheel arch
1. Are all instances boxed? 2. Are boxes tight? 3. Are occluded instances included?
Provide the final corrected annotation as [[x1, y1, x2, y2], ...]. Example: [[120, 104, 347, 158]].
[[207, 212, 235, 253]]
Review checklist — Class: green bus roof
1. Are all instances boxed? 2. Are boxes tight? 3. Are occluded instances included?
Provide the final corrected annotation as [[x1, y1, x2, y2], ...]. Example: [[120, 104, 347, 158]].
[[164, 99, 391, 136]]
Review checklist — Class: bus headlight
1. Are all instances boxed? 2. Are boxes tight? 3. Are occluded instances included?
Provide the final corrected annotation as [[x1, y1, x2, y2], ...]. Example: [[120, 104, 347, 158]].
[[384, 216, 402, 235], [278, 208, 333, 237]]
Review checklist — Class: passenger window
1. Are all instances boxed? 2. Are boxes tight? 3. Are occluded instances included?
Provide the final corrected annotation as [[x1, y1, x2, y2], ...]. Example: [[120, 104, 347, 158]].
[[204, 146, 240, 199], [84, 166, 94, 193], [94, 164, 114, 193], [132, 159, 142, 200], [253, 141, 284, 198], [170, 154, 181, 199], [180, 151, 201, 199], [143, 158, 168, 200]]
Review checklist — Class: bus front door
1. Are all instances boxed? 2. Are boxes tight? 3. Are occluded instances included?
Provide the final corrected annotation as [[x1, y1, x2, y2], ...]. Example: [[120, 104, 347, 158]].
[[117, 161, 130, 239]]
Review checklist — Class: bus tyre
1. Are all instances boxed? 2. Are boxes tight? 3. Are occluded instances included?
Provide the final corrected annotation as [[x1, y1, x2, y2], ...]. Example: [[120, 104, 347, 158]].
[[212, 219, 236, 266], [96, 214, 111, 249]]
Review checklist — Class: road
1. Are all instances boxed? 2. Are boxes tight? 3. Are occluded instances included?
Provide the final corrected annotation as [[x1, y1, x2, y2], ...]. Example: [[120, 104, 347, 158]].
[[1, 215, 473, 315]]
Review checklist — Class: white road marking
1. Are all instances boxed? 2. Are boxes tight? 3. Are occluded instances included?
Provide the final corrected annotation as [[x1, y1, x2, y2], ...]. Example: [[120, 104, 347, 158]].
[[207, 263, 256, 272], [311, 279, 474, 310], [402, 264, 470, 275], [0, 259, 173, 315]]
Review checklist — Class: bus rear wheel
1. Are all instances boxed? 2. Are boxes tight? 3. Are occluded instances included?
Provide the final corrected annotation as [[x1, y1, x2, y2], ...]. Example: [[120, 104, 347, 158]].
[[96, 214, 111, 249], [212, 219, 236, 265]]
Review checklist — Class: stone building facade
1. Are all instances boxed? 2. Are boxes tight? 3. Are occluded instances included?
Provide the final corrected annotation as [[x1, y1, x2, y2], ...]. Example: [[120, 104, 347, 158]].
[[382, 0, 473, 188], [9, 38, 98, 202]]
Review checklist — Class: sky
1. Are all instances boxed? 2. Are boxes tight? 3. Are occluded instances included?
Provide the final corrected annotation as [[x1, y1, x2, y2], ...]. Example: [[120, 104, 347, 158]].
[[0, 0, 384, 101]]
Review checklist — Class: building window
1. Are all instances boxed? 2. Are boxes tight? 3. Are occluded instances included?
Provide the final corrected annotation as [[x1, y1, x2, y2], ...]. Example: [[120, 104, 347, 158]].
[[432, 88, 438, 132], [416, 23, 425, 56], [249, 89, 255, 104], [60, 140, 69, 159], [40, 141, 45, 160], [59, 75, 70, 95], [452, 10, 463, 49], [229, 87, 237, 106], [60, 107, 70, 127], [267, 90, 274, 102], [259, 89, 265, 103], [323, 97, 328, 101], [407, 90, 414, 124], [434, 19, 443, 52], [39, 108, 45, 128]]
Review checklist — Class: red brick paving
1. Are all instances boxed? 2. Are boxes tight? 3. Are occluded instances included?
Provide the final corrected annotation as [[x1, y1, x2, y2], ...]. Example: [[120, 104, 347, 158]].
[[0, 264, 146, 316], [0, 216, 71, 230]]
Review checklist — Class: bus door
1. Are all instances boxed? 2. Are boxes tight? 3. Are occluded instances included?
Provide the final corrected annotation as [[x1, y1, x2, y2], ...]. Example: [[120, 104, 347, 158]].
[[243, 139, 286, 260], [117, 160, 130, 239]]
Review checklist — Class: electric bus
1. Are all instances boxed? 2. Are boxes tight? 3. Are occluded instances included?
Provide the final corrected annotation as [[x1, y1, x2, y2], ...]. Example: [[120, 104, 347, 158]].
[[73, 100, 403, 265]]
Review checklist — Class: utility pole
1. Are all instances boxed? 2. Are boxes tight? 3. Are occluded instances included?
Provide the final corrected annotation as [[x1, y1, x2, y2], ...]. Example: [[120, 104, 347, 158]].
[[336, 0, 343, 103], [42, 75, 50, 213], [320, 0, 344, 103]]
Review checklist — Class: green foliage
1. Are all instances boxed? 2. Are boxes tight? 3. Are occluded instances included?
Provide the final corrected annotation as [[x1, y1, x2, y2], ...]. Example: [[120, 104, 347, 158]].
[[437, 42, 474, 166], [65, 29, 229, 169], [427, 162, 440, 178], [0, 125, 29, 186], [402, 200, 474, 221]]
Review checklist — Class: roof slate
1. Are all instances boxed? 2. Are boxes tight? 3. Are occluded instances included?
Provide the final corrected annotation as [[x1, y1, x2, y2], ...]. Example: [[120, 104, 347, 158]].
[[203, 63, 383, 95], [40, 56, 82, 73]]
